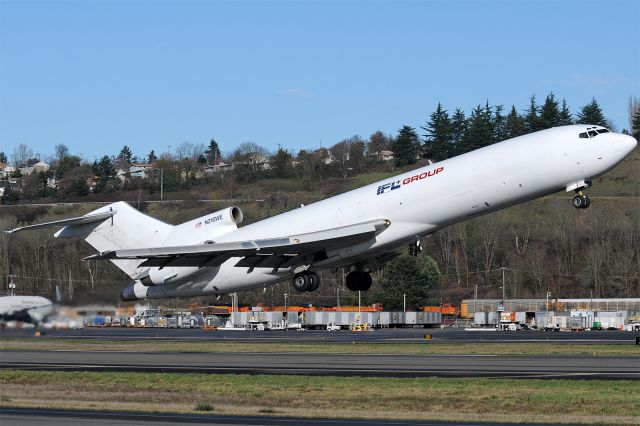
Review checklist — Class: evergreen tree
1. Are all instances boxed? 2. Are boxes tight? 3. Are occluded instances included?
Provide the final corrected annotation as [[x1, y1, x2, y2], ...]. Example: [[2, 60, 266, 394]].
[[1, 186, 19, 204], [632, 108, 640, 140], [493, 104, 506, 142], [147, 150, 157, 163], [0, 152, 6, 163], [577, 98, 607, 127], [92, 156, 116, 193], [504, 105, 526, 138], [118, 145, 133, 164], [74, 177, 89, 197], [558, 99, 573, 125], [392, 125, 420, 166], [459, 105, 493, 154], [524, 95, 540, 133], [379, 255, 439, 310], [270, 148, 294, 178], [450, 108, 467, 155], [206, 138, 221, 165], [55, 155, 81, 179], [422, 103, 452, 161], [539, 93, 561, 129]]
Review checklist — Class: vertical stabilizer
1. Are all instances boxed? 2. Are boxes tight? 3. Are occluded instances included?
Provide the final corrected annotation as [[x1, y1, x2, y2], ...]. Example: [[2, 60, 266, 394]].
[[55, 202, 173, 278]]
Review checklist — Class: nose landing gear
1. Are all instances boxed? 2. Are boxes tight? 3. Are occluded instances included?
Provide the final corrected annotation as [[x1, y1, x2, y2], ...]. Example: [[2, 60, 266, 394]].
[[572, 191, 591, 209], [569, 180, 592, 209]]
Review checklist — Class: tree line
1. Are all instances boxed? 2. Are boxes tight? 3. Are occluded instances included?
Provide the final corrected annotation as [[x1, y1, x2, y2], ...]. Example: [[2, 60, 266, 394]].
[[2, 94, 638, 205]]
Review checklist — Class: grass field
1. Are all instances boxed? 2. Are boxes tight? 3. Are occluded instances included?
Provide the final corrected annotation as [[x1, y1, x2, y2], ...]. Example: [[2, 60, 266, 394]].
[[2, 339, 639, 356], [1, 370, 638, 424]]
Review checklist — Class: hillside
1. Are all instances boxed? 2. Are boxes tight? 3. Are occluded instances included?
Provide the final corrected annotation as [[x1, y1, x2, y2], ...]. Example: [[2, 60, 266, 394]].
[[0, 147, 637, 307]]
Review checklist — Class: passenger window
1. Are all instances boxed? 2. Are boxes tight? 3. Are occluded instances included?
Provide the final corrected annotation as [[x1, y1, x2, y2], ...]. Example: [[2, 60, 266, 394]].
[[579, 132, 588, 138], [597, 129, 610, 134], [588, 130, 598, 138]]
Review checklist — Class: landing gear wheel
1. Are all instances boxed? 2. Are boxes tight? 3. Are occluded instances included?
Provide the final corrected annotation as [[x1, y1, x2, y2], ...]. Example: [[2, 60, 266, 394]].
[[345, 271, 359, 291], [309, 272, 320, 291], [359, 272, 372, 291], [345, 271, 372, 291], [572, 195, 590, 209], [292, 273, 311, 292]]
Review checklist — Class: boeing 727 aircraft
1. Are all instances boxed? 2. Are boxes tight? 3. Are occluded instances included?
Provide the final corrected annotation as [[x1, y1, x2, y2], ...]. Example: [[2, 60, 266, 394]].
[[7, 125, 637, 301]]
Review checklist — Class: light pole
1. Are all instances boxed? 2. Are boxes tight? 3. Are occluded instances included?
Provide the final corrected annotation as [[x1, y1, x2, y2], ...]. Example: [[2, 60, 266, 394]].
[[8, 277, 16, 296], [336, 287, 343, 308], [501, 267, 506, 302]]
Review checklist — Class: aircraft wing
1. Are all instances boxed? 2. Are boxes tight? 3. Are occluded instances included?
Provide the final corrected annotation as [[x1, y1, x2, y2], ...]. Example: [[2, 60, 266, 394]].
[[84, 219, 389, 271]]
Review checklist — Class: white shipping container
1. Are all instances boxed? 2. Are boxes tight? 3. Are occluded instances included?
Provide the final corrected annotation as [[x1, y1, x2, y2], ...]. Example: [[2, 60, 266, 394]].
[[474, 312, 488, 325]]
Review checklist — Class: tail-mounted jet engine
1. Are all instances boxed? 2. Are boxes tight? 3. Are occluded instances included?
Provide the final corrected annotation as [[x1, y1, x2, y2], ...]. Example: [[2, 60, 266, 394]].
[[135, 206, 244, 287]]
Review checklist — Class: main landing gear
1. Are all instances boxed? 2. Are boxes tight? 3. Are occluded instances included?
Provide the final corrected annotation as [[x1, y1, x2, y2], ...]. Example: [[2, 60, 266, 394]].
[[292, 268, 373, 293], [345, 270, 372, 291], [292, 271, 320, 292]]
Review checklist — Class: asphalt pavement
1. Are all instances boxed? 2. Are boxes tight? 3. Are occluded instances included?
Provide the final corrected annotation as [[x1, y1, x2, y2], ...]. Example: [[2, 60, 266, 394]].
[[0, 408, 584, 426], [2, 349, 638, 379], [1, 326, 637, 344]]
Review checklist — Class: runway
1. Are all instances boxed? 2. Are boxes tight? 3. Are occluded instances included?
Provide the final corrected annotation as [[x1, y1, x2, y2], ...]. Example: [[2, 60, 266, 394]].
[[2, 326, 637, 344], [0, 408, 563, 426], [1, 349, 637, 379]]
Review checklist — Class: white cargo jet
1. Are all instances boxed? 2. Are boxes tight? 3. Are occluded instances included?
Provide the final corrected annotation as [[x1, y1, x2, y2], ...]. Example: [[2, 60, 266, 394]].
[[6, 125, 637, 301]]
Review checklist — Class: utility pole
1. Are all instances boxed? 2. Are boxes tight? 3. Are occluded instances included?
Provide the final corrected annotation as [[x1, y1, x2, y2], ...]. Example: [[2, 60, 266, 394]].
[[474, 284, 478, 317], [160, 168, 163, 200], [403, 294, 406, 312], [8, 276, 16, 296]]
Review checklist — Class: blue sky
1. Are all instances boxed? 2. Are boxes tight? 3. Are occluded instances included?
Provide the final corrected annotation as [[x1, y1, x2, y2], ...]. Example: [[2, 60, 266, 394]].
[[1, 0, 638, 162]]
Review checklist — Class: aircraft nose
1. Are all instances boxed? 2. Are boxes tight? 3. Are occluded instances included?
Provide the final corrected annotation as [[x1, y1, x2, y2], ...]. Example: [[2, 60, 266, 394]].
[[619, 134, 638, 154], [625, 134, 638, 150]]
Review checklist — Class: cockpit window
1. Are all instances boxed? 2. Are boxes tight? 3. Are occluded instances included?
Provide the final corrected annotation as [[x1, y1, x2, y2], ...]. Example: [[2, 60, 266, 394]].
[[579, 127, 611, 139]]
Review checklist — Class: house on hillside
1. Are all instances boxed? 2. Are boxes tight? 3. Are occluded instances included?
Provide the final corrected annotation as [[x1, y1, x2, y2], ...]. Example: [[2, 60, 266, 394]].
[[19, 161, 50, 175], [314, 148, 334, 164], [246, 152, 271, 170], [368, 150, 395, 162], [130, 163, 154, 179], [203, 162, 233, 173], [116, 169, 128, 183]]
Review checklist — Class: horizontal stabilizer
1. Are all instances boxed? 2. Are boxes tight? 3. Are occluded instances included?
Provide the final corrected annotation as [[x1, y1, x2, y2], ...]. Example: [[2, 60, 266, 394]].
[[5, 211, 116, 234]]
